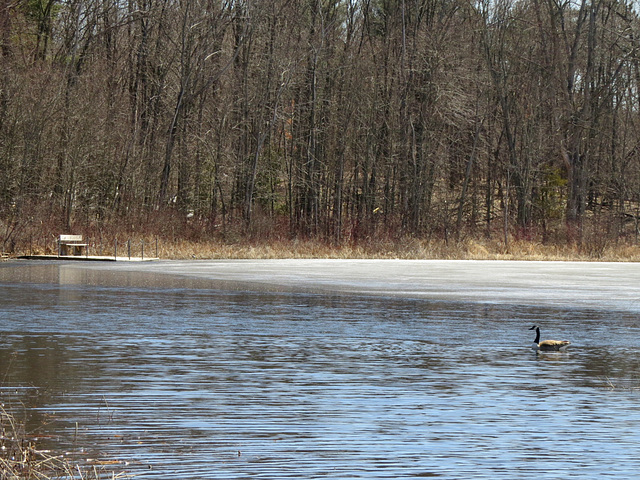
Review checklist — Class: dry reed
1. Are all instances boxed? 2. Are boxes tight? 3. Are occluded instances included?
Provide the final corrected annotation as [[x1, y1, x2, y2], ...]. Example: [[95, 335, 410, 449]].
[[0, 403, 127, 480], [601, 376, 640, 391], [152, 236, 640, 262]]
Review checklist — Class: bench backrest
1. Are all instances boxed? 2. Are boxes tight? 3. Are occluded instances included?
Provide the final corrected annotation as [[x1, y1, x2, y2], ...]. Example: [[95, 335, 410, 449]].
[[59, 234, 83, 242]]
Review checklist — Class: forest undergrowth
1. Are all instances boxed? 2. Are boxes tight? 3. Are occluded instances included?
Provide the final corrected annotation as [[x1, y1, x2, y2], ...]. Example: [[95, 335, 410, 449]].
[[3, 212, 640, 262]]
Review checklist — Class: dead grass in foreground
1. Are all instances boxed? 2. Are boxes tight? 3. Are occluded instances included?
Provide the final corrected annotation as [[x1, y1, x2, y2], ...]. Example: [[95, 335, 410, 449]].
[[1, 404, 127, 480]]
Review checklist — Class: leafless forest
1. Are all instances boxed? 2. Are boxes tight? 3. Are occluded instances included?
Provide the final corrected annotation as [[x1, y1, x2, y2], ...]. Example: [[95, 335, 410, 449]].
[[2, 0, 640, 254]]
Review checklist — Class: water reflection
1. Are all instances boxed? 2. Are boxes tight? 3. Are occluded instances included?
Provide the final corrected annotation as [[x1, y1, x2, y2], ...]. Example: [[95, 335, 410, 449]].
[[2, 262, 640, 478]]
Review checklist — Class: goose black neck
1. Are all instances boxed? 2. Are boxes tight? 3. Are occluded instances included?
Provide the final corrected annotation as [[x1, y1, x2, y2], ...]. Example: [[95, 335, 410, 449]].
[[533, 327, 540, 344]]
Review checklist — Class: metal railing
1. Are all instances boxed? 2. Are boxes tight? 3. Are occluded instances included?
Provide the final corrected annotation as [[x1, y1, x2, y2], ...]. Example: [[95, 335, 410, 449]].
[[114, 238, 159, 260]]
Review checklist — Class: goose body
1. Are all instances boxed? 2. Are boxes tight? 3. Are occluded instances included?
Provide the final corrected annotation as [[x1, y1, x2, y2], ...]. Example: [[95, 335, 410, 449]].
[[529, 325, 570, 352]]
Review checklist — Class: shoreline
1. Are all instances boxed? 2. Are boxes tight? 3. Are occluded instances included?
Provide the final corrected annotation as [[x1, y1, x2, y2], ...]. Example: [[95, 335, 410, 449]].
[[6, 236, 640, 263]]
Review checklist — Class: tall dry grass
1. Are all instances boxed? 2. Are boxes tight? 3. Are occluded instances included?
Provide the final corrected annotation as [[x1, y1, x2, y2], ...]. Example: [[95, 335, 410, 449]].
[[6, 234, 640, 262], [0, 403, 127, 479], [154, 235, 640, 262]]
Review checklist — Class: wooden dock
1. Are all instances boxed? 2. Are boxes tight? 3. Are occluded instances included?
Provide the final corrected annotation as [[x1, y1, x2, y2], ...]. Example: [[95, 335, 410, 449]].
[[12, 234, 160, 262], [18, 255, 158, 262]]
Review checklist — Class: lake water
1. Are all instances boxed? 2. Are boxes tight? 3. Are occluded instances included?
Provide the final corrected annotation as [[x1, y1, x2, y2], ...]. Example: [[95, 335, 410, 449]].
[[2, 259, 640, 479]]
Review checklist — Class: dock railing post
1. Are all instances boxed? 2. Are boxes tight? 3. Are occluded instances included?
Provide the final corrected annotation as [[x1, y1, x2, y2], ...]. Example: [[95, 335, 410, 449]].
[[128, 239, 131, 260], [141, 239, 144, 260], [114, 238, 117, 260]]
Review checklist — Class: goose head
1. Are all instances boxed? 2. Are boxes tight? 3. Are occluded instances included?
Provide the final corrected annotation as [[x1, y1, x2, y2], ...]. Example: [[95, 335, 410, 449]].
[[529, 325, 541, 347]]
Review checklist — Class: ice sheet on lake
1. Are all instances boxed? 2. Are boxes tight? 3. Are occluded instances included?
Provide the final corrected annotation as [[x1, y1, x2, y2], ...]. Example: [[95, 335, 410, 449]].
[[32, 259, 640, 313]]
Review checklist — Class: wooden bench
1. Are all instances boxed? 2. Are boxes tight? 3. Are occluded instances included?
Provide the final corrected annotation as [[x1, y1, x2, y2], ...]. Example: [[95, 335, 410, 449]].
[[58, 234, 88, 256]]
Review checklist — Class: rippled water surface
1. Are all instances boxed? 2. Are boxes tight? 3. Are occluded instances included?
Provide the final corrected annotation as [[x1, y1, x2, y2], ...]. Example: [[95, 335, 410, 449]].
[[2, 260, 640, 479]]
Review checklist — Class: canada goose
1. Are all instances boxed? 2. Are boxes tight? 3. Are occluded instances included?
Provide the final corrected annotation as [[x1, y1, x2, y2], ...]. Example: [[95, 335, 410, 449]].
[[529, 325, 571, 352]]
